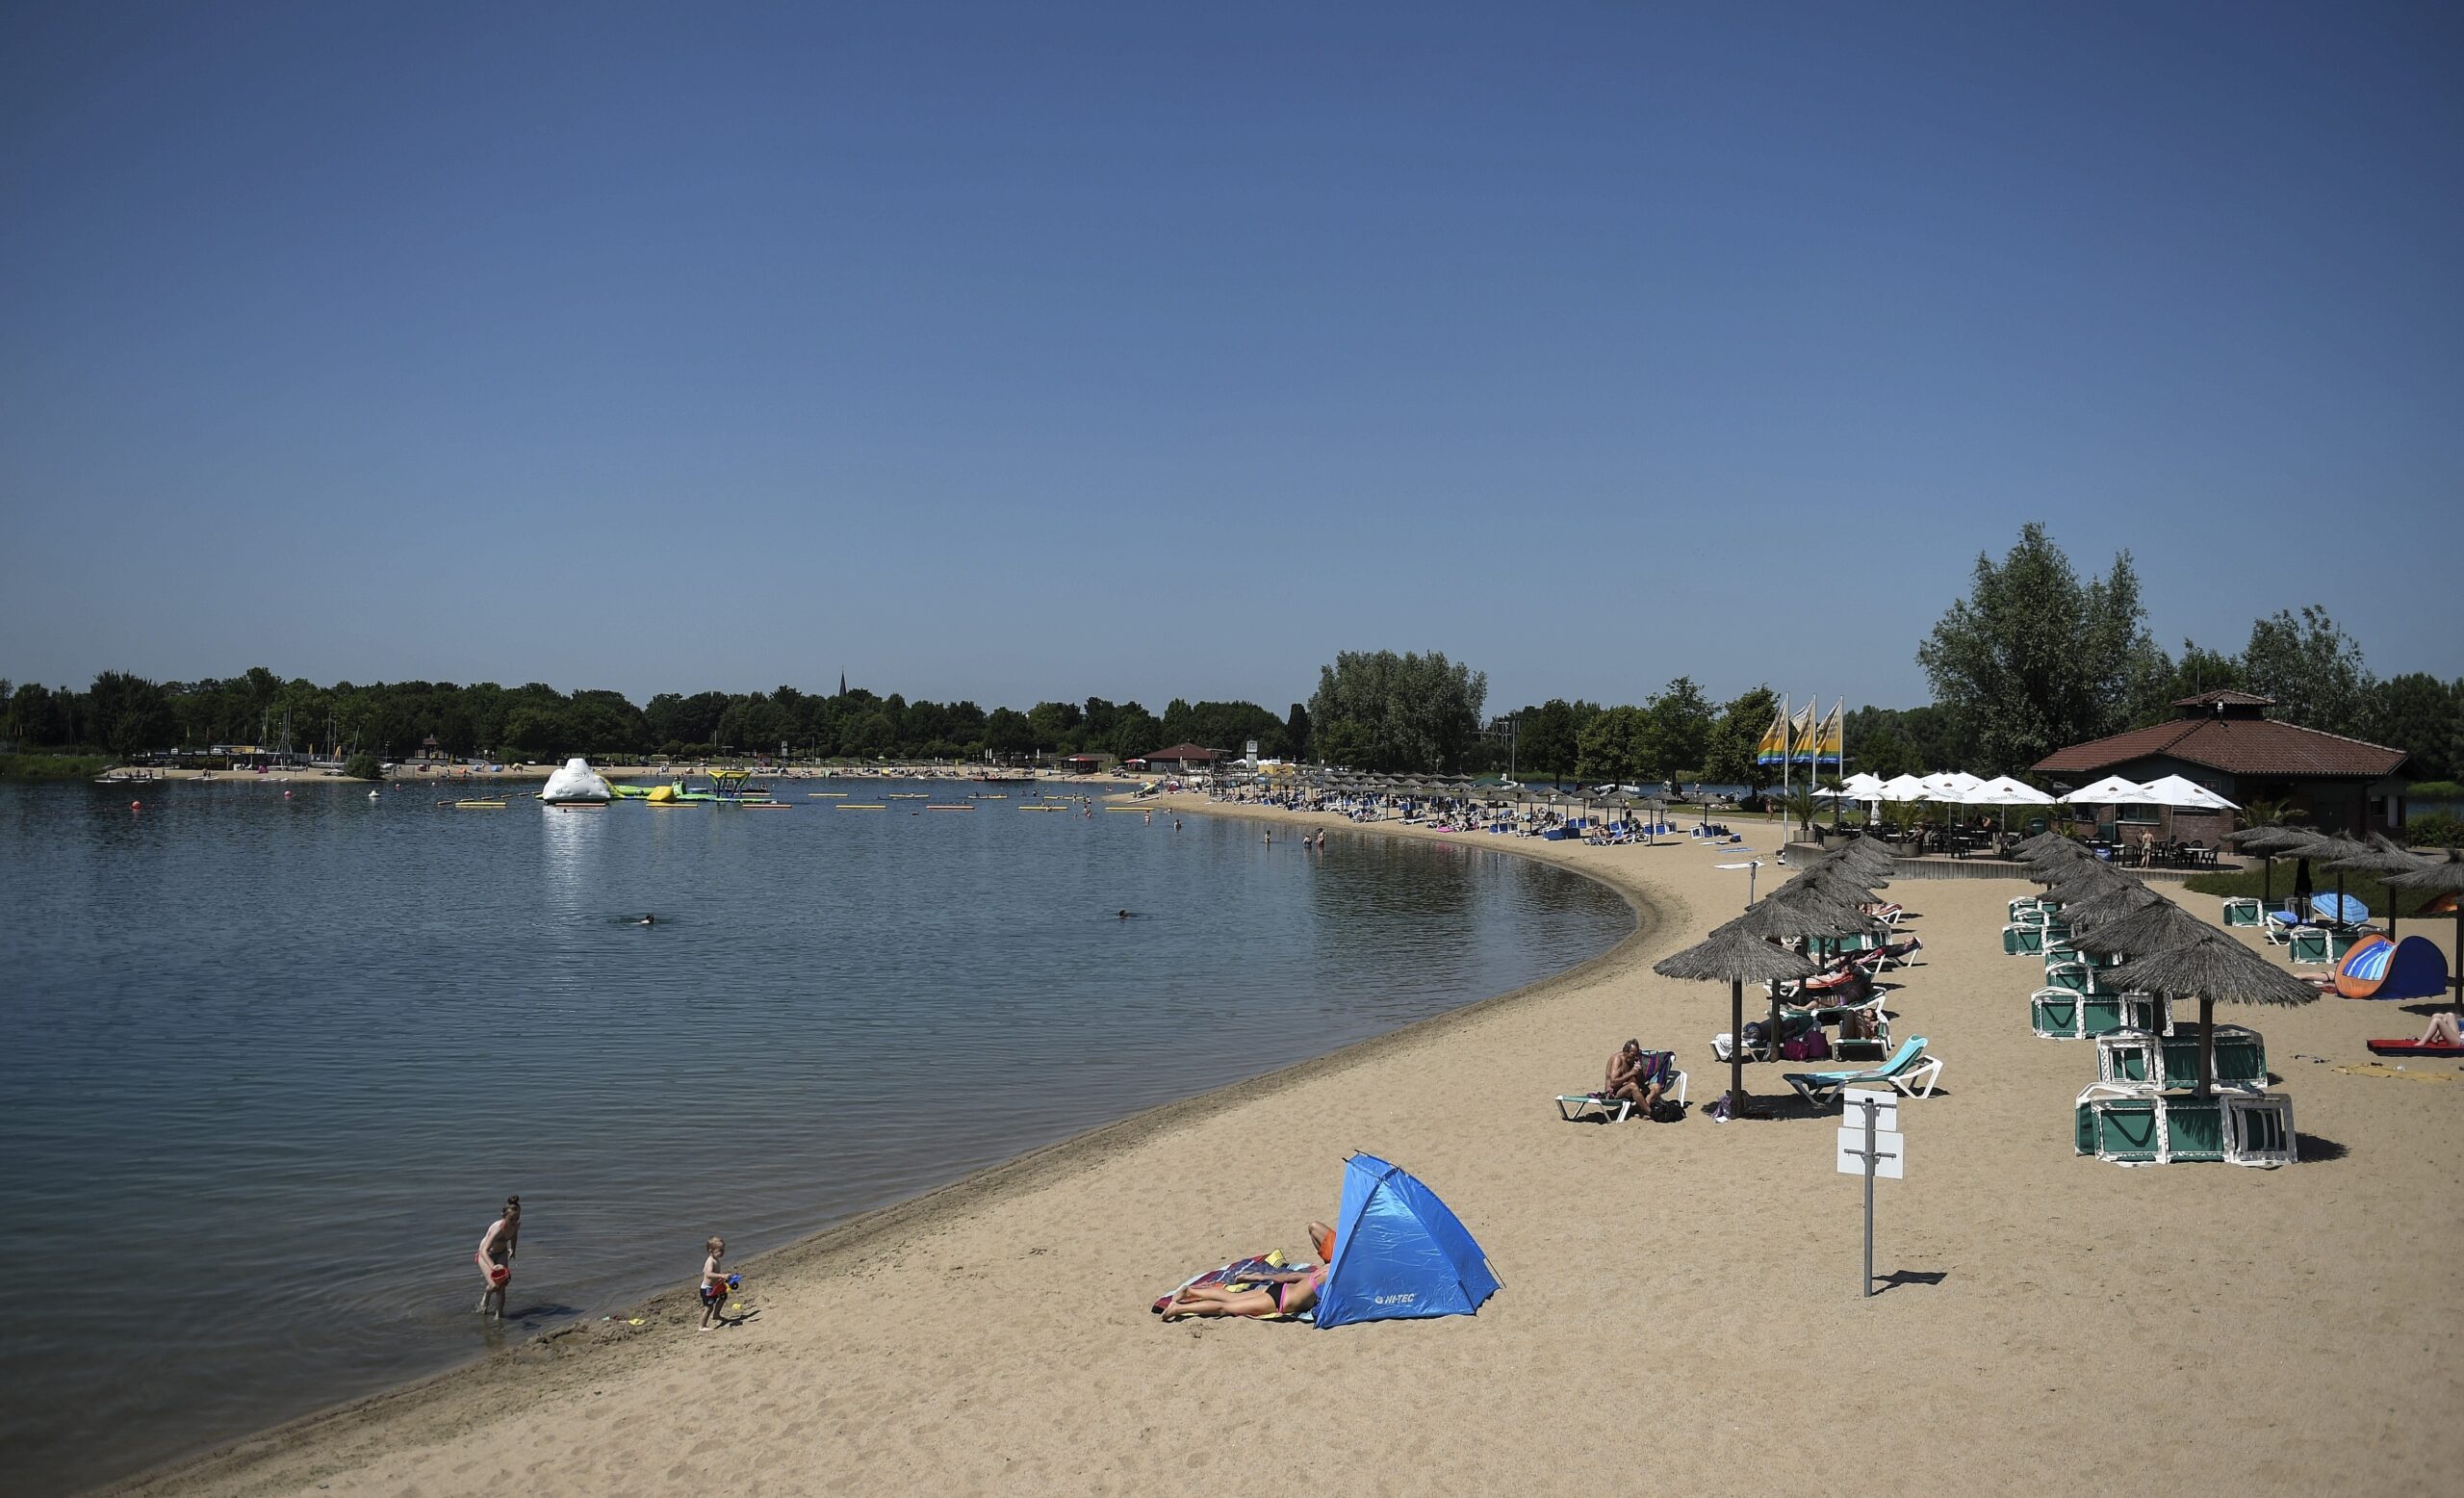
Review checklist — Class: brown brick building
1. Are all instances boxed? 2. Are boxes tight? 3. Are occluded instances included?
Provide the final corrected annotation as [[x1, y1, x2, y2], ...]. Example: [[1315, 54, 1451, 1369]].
[[2034, 690, 2410, 837]]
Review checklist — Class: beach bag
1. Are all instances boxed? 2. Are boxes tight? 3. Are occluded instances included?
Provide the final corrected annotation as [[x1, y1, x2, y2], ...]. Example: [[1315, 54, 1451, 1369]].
[[1648, 1097, 1685, 1124], [1781, 1029, 1832, 1063]]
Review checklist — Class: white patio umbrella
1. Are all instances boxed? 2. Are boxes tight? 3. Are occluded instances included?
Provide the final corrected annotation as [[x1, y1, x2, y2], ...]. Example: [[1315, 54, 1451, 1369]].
[[2062, 774, 2163, 806], [1961, 775, 2057, 807], [1955, 774, 2058, 842], [1837, 772, 1885, 799], [1877, 774, 1930, 803], [1923, 770, 1985, 799], [2141, 774, 2238, 811]]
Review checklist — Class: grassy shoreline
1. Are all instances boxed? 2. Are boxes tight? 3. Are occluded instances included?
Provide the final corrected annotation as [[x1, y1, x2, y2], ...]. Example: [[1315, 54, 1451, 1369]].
[[0, 752, 115, 780]]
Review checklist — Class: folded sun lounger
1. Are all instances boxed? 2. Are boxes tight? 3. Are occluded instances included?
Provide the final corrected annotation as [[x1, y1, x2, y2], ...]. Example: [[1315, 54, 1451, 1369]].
[[1784, 1037, 1941, 1105]]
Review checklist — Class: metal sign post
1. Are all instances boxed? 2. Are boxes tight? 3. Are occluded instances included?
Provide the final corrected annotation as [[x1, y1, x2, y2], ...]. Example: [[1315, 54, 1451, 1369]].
[[1835, 1087, 1904, 1298]]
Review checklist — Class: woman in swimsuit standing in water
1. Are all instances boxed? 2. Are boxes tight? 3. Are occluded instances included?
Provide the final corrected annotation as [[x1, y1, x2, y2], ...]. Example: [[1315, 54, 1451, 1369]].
[[475, 1196, 520, 1319]]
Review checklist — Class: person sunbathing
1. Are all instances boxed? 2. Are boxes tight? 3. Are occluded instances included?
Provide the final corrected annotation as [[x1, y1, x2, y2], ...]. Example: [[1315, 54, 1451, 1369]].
[[1604, 1040, 1671, 1111], [1161, 1224, 1335, 1321], [2417, 1013, 2464, 1046]]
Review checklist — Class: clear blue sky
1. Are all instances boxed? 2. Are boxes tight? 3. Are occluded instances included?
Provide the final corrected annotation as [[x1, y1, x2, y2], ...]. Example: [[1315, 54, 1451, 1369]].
[[3, 2, 2456, 713]]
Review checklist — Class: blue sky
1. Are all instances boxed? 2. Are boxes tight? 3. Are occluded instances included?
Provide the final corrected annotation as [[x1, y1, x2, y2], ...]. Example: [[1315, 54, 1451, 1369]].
[[3, 2, 2456, 713]]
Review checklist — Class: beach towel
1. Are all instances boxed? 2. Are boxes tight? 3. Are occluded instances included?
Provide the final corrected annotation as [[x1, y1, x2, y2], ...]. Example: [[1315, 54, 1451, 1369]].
[[1151, 1250, 1316, 1321], [2329, 1063, 2453, 1083], [2364, 1039, 2464, 1058]]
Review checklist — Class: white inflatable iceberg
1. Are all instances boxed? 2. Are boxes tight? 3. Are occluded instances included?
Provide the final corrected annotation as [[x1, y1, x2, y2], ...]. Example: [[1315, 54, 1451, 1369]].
[[541, 757, 613, 804]]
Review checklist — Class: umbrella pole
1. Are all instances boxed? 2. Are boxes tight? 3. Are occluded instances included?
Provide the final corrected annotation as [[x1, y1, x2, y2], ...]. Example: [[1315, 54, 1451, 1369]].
[[1768, 979, 1784, 1074], [1730, 977, 1746, 1112], [2197, 995, 2216, 1100]]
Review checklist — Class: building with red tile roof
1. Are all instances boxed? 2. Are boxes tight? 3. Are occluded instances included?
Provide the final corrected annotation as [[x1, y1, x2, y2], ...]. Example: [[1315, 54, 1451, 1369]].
[[2034, 690, 2409, 835]]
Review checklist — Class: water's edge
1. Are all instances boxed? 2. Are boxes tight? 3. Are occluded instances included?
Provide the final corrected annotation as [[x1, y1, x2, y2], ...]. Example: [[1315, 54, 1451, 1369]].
[[97, 803, 1661, 1497]]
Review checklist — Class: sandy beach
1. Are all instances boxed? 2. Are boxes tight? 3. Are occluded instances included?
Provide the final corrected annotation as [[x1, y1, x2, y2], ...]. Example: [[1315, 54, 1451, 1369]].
[[107, 794, 2464, 1498]]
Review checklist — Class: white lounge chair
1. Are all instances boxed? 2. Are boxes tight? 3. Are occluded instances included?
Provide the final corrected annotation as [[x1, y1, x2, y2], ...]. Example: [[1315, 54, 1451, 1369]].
[[1555, 1069, 1687, 1122], [1784, 1037, 1941, 1105]]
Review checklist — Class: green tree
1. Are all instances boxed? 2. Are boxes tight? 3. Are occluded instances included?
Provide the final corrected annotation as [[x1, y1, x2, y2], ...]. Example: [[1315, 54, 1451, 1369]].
[[2370, 673, 2461, 784], [1703, 685, 1778, 788], [1026, 700, 1083, 752], [1306, 651, 1487, 774], [1641, 676, 1714, 782], [2242, 606, 2374, 736], [88, 671, 178, 758], [1916, 523, 2164, 774], [1509, 698, 1598, 785], [1576, 705, 1649, 783]]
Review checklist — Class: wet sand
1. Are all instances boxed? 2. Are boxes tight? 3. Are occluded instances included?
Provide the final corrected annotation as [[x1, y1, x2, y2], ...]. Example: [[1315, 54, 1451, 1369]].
[[106, 795, 2464, 1497]]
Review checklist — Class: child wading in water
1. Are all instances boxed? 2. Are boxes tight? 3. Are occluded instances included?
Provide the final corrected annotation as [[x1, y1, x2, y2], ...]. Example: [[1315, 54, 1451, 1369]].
[[698, 1236, 733, 1330]]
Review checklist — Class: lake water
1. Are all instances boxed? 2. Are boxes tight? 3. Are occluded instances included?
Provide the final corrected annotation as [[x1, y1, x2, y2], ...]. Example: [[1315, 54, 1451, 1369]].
[[0, 779, 1631, 1491]]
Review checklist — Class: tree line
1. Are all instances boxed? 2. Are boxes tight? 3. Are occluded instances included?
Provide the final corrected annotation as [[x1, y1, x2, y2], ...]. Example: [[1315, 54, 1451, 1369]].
[[0, 665, 1304, 766], [9, 536, 2453, 785]]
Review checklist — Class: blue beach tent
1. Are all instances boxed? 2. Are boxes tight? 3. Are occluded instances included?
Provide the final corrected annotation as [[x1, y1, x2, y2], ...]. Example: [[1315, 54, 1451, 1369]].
[[2337, 934, 2449, 1000], [1314, 1153, 1501, 1329]]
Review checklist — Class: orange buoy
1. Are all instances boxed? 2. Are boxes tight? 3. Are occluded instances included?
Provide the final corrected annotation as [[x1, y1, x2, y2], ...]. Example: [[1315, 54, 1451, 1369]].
[[130, 800, 141, 811]]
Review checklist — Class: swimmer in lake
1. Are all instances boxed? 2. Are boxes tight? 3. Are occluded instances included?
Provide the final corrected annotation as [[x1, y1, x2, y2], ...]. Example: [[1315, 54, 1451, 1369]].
[[633, 915, 655, 926], [1118, 909, 1132, 919]]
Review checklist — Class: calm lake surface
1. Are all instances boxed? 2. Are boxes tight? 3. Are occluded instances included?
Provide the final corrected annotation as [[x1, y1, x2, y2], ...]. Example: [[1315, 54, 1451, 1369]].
[[0, 779, 1631, 1490]]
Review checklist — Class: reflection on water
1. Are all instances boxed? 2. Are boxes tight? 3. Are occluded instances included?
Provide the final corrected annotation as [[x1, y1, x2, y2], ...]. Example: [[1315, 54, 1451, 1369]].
[[0, 782, 1630, 1491]]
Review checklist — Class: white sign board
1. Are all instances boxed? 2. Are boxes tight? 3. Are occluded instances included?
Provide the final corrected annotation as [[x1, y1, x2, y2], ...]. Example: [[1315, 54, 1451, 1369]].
[[1836, 1125, 1905, 1179], [1839, 1088, 1898, 1132]]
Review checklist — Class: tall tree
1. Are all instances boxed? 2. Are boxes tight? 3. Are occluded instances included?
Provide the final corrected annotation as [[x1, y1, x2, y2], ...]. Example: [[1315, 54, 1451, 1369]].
[[1704, 685, 1779, 788], [2242, 606, 2374, 736], [2370, 673, 2460, 783], [1575, 705, 1650, 784], [1641, 676, 1715, 781], [1305, 650, 1488, 773], [1916, 523, 2164, 774]]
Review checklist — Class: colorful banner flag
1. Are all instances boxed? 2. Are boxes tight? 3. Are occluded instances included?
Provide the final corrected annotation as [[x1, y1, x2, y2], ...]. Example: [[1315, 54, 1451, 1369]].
[[1755, 697, 1791, 766], [1812, 700, 1845, 767], [1788, 700, 1817, 763]]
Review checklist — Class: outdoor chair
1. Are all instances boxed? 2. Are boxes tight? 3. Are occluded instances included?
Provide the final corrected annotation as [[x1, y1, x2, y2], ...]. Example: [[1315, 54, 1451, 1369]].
[[2287, 926, 2332, 966], [1554, 1068, 1686, 1123], [1783, 1037, 1941, 1105]]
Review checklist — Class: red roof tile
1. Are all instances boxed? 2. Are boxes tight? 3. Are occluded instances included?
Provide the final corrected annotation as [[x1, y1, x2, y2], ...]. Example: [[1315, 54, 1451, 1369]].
[[2171, 688, 2273, 708], [1144, 742, 1222, 761], [2035, 717, 2406, 780]]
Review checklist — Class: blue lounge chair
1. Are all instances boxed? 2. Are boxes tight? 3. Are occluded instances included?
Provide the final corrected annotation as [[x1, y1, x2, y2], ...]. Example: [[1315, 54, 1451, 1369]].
[[1784, 1037, 1942, 1105]]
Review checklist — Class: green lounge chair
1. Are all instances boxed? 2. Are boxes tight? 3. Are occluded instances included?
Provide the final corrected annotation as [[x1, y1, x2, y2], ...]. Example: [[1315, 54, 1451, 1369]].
[[1784, 1037, 1941, 1105], [2003, 925, 2045, 957], [2081, 991, 2166, 1037], [2220, 897, 2262, 928], [2075, 1084, 2163, 1162], [2287, 927, 2331, 966], [2031, 988, 2085, 1039]]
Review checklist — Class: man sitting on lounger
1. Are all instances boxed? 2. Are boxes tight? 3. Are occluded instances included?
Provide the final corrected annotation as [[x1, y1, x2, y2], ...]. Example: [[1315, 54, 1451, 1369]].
[[1604, 1040, 1672, 1112]]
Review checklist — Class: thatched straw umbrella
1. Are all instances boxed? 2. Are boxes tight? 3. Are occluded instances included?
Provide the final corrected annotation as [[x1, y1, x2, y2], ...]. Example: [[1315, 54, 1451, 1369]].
[[2228, 823, 2310, 908], [2042, 865, 2133, 908], [2291, 831, 2380, 929], [2387, 848, 2464, 1001], [2060, 880, 2168, 936], [2070, 895, 2207, 960], [2105, 932, 2316, 1097], [2326, 834, 2430, 943], [1653, 919, 1819, 1115]]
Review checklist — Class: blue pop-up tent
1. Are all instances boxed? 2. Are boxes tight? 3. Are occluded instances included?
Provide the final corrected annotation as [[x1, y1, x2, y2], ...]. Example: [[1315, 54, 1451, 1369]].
[[1314, 1153, 1501, 1329]]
